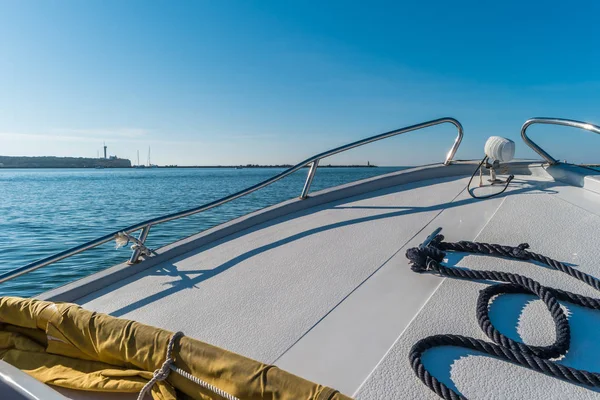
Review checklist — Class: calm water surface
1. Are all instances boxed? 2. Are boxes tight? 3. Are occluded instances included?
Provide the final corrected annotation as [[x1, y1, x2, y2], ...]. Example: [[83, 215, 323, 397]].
[[0, 167, 403, 297]]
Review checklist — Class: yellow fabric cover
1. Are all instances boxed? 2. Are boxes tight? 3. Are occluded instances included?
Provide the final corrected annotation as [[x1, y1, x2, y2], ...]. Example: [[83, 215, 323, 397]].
[[0, 297, 351, 400]]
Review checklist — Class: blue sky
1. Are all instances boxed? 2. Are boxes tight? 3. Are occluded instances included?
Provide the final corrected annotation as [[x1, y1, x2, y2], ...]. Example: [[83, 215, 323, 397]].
[[1, 1, 599, 166]]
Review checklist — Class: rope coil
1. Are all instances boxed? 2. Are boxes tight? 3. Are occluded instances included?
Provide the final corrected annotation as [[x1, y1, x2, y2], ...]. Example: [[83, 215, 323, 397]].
[[406, 234, 600, 400]]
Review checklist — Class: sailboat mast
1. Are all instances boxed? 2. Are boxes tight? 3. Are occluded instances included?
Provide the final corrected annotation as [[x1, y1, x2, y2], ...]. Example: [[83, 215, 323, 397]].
[[147, 146, 151, 167]]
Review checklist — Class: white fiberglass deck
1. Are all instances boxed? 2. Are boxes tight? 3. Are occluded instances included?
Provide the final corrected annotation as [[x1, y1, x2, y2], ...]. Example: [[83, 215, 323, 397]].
[[55, 164, 600, 399]]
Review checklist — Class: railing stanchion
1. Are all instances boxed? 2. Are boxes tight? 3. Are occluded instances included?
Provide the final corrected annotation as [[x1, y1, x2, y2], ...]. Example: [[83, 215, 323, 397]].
[[300, 159, 320, 199], [128, 225, 151, 265], [444, 121, 463, 165]]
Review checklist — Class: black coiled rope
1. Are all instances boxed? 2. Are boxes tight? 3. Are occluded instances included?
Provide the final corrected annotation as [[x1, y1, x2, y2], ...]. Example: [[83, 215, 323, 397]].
[[405, 233, 600, 400]]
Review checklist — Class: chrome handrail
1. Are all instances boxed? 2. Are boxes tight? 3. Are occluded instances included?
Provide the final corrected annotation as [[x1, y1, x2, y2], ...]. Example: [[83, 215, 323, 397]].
[[0, 117, 463, 285], [521, 117, 600, 165]]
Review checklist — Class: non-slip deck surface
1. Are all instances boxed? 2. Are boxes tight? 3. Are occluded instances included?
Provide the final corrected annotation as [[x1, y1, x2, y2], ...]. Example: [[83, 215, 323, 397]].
[[356, 192, 600, 399], [76, 176, 470, 364]]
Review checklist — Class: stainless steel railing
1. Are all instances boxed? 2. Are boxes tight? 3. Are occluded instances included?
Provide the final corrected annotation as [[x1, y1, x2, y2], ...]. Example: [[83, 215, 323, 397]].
[[0, 117, 463, 285], [521, 117, 600, 165]]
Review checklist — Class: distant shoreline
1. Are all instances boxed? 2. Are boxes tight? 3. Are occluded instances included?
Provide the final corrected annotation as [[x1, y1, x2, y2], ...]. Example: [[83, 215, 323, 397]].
[[0, 155, 385, 169], [0, 164, 381, 169], [0, 155, 131, 169], [0, 157, 383, 169], [159, 164, 378, 169]]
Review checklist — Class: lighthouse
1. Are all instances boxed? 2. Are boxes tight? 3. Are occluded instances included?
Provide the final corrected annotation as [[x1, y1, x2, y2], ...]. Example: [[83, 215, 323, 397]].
[[103, 142, 107, 159]]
